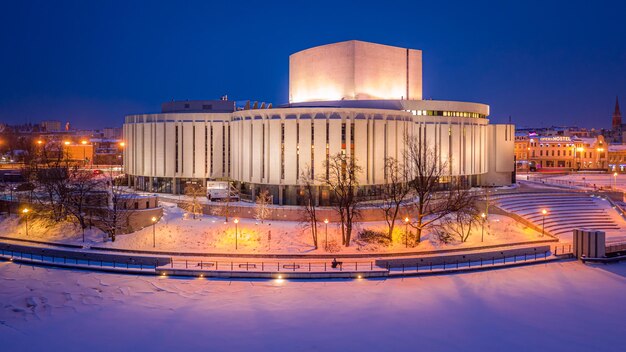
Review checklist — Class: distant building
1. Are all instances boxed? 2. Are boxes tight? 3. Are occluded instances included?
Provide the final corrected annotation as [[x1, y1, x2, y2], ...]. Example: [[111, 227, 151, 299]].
[[103, 127, 122, 139], [515, 133, 607, 171], [40, 120, 62, 132], [608, 144, 626, 172]]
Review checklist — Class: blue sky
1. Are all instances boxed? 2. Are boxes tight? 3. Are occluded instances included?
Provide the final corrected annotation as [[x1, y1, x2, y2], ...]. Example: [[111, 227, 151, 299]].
[[0, 0, 624, 129]]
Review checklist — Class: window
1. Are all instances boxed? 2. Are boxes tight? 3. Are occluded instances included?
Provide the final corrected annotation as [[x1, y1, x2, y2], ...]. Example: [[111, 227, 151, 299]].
[[202, 104, 212, 110], [184, 103, 190, 109], [311, 123, 315, 178], [281, 122, 285, 180], [175, 126, 179, 173]]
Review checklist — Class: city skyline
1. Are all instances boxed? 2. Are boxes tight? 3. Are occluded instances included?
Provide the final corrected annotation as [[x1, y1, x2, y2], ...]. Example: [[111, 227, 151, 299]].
[[0, 0, 625, 129]]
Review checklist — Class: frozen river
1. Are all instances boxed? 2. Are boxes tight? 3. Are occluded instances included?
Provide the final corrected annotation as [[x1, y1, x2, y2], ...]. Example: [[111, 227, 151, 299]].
[[1, 260, 625, 351]]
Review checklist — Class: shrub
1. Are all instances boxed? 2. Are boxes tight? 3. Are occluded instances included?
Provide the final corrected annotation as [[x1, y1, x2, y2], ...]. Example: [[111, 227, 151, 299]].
[[358, 229, 391, 246]]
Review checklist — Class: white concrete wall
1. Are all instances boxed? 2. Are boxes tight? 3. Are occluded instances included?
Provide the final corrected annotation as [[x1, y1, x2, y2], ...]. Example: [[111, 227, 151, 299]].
[[289, 40, 423, 103], [123, 107, 507, 187]]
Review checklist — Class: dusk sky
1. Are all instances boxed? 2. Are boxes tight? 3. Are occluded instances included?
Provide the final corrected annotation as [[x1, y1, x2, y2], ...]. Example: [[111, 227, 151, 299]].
[[1, 0, 624, 129]]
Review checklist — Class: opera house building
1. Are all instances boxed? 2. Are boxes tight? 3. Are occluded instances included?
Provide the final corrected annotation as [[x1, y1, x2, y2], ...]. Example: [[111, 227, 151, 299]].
[[123, 40, 514, 205]]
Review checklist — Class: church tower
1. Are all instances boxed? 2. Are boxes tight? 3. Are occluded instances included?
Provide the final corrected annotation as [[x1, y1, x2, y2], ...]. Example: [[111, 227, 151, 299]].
[[612, 96, 622, 130]]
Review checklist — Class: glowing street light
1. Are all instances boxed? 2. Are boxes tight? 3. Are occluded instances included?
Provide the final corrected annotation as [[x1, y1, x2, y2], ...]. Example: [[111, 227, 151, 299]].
[[22, 208, 30, 237], [36, 140, 43, 145], [481, 212, 486, 242], [614, 172, 618, 189], [324, 218, 329, 251], [151, 216, 158, 248], [234, 218, 239, 250], [404, 216, 410, 248], [541, 209, 548, 236], [119, 141, 125, 147], [64, 140, 71, 146]]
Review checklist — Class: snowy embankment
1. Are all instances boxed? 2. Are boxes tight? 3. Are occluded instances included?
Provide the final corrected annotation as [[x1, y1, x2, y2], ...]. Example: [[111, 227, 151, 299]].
[[0, 260, 624, 351], [0, 201, 545, 255]]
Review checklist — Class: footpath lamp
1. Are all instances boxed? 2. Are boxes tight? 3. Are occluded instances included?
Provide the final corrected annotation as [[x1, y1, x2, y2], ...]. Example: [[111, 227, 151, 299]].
[[541, 209, 548, 236], [234, 218, 239, 250], [481, 212, 486, 242], [324, 218, 329, 251], [22, 208, 30, 237], [614, 172, 618, 189], [151, 216, 158, 248], [404, 217, 410, 248]]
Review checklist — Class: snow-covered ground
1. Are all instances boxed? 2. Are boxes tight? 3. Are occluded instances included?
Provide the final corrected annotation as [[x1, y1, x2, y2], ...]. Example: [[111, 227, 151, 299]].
[[0, 201, 544, 254], [0, 260, 624, 351]]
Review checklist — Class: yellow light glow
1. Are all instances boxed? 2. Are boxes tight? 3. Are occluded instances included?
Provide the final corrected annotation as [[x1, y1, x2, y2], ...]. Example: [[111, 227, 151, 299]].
[[324, 219, 329, 224], [576, 147, 584, 152], [151, 216, 157, 222], [64, 141, 71, 146], [233, 218, 239, 224], [37, 140, 43, 145], [404, 217, 410, 223], [22, 208, 29, 214], [481, 212, 486, 218], [119, 142, 125, 147], [542, 209, 548, 215], [81, 140, 87, 145], [614, 172, 618, 177]]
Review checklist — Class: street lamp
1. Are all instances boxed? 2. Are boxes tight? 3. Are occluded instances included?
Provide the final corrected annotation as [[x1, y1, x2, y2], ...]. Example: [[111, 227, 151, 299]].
[[64, 141, 71, 146], [614, 172, 618, 189], [404, 216, 410, 248], [480, 212, 486, 242], [541, 209, 548, 236], [151, 216, 158, 248], [22, 208, 30, 237], [81, 140, 88, 166], [324, 218, 329, 251], [234, 218, 239, 250]]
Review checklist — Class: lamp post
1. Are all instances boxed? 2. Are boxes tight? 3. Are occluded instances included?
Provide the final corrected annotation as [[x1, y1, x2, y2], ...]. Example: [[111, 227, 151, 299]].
[[151, 216, 157, 248], [614, 172, 618, 189], [404, 216, 410, 248], [541, 209, 548, 236], [324, 218, 329, 251], [81, 140, 88, 167], [234, 218, 239, 250], [481, 212, 486, 242], [22, 208, 30, 237]]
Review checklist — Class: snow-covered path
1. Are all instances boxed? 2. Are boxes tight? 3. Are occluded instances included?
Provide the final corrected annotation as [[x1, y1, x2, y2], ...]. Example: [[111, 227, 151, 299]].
[[1, 260, 625, 351]]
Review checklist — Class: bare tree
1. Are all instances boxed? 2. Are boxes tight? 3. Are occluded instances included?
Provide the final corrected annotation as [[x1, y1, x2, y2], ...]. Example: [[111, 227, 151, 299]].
[[184, 183, 205, 220], [436, 202, 480, 243], [64, 166, 101, 242], [405, 138, 476, 244], [378, 157, 411, 241], [319, 153, 362, 247], [299, 168, 319, 249], [94, 170, 136, 242], [255, 189, 272, 224]]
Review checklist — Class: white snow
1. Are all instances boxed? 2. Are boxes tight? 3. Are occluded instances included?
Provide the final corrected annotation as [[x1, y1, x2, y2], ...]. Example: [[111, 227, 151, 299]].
[[0, 260, 624, 351]]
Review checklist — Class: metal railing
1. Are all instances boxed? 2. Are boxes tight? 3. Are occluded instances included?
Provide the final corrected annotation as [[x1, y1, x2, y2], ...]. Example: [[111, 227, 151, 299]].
[[167, 259, 381, 273], [0, 248, 156, 271], [386, 250, 553, 275]]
